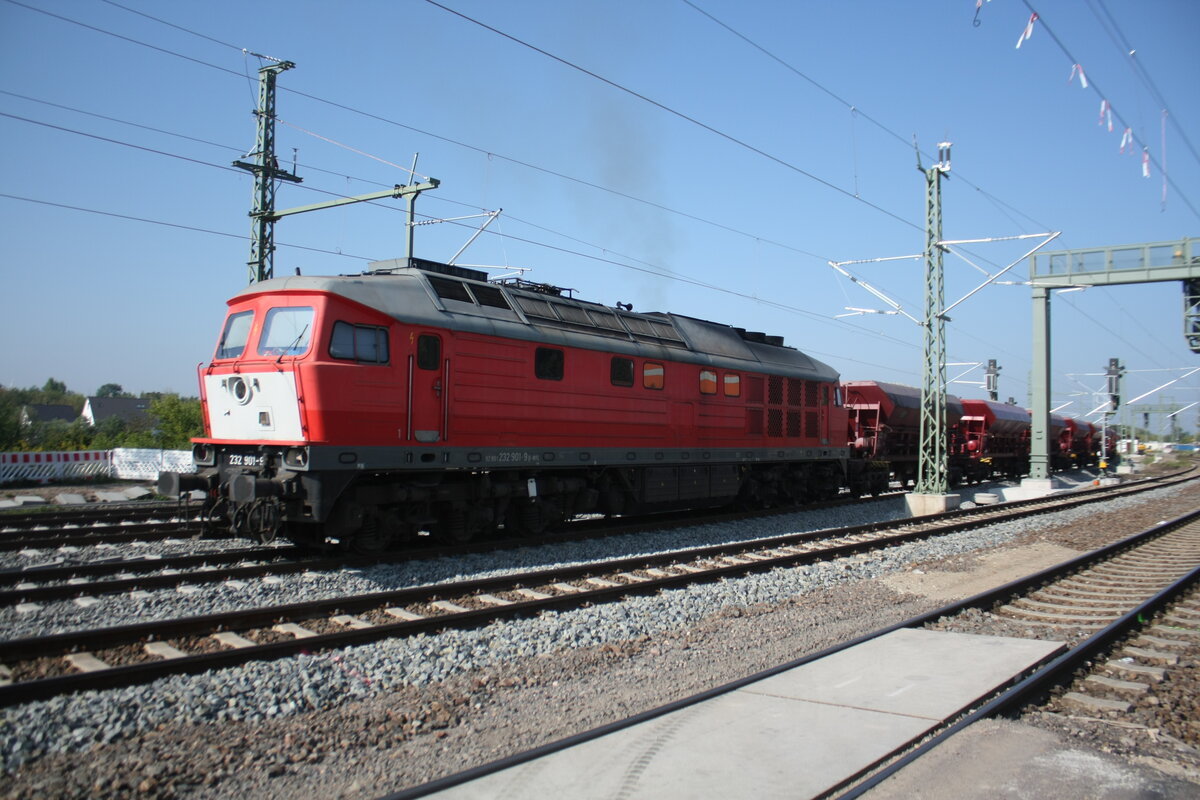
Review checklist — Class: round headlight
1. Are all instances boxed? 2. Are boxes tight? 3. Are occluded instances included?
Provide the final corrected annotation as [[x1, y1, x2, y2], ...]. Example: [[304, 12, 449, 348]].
[[229, 376, 252, 405], [192, 444, 215, 466]]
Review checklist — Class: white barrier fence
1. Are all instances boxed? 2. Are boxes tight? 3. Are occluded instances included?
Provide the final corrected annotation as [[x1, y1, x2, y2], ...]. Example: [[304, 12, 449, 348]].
[[112, 449, 195, 482], [0, 449, 194, 485]]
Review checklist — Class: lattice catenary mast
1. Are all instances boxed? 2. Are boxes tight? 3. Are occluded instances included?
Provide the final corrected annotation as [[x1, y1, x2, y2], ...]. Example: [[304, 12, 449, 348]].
[[913, 143, 953, 496], [234, 57, 302, 285]]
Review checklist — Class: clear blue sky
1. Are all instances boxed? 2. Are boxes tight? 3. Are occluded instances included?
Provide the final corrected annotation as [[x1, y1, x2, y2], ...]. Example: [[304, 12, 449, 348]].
[[2, 0, 1197, 434]]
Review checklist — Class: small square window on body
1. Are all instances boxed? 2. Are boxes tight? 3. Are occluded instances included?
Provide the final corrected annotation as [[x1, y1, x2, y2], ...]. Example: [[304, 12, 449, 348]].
[[644, 362, 664, 390], [611, 357, 634, 387], [536, 347, 564, 380]]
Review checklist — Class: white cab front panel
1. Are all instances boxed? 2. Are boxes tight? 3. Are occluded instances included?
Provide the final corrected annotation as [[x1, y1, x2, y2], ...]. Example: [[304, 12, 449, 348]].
[[205, 371, 304, 441]]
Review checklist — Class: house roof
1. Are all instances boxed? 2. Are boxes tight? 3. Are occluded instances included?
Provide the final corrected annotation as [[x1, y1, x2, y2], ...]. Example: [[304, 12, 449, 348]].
[[84, 397, 151, 424], [21, 404, 77, 423]]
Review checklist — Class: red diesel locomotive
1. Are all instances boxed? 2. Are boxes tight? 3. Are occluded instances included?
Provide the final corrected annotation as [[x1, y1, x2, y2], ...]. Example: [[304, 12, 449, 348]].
[[160, 257, 1111, 551], [160, 258, 867, 551]]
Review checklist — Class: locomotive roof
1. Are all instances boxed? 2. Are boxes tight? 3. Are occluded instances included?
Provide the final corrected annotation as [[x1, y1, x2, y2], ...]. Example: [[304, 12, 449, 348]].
[[235, 264, 839, 382]]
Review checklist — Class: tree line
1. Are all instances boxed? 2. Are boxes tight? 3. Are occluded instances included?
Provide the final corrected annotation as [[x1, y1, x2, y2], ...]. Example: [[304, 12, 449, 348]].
[[0, 379, 203, 452]]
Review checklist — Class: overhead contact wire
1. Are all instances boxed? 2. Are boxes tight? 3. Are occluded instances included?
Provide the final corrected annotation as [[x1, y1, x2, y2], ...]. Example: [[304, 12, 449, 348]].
[[420, 0, 922, 235]]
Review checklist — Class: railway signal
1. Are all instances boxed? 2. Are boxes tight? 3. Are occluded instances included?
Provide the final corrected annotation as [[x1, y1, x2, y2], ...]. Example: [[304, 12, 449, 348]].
[[985, 359, 1000, 401], [1105, 358, 1124, 410]]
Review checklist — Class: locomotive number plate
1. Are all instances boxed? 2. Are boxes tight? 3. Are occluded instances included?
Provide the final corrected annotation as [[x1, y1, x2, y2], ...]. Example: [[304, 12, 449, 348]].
[[488, 451, 535, 464], [227, 454, 265, 467]]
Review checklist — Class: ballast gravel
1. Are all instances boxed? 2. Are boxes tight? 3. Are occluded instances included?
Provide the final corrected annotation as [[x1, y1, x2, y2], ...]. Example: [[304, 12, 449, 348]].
[[2, 472, 1197, 799]]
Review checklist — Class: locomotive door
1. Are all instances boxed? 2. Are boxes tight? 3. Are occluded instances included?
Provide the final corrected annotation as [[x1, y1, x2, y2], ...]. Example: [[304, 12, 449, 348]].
[[409, 332, 447, 443]]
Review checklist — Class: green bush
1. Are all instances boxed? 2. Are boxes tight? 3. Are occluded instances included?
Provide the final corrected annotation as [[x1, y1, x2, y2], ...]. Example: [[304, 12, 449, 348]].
[[0, 381, 203, 451]]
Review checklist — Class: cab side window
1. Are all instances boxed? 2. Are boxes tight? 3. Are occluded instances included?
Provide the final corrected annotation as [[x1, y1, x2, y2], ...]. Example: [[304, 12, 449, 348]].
[[330, 322, 389, 364]]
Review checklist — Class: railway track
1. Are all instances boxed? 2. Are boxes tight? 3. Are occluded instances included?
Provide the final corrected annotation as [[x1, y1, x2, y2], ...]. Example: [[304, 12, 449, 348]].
[[1042, 586, 1200, 737], [0, 544, 311, 606], [0, 499, 206, 552], [0, 500, 872, 606], [0, 500, 188, 531], [0, 520, 211, 553], [0, 470, 1187, 609], [831, 513, 1200, 798], [0, 471, 1192, 705]]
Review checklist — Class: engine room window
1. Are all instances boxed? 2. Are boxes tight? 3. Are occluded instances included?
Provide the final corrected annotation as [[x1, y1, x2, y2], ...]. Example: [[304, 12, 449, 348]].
[[724, 374, 741, 397], [257, 306, 313, 357], [535, 347, 564, 380], [417, 334, 441, 370], [699, 369, 717, 395], [643, 362, 664, 390], [610, 357, 634, 387], [470, 284, 511, 310], [428, 276, 473, 303], [216, 310, 254, 359], [330, 322, 389, 364]]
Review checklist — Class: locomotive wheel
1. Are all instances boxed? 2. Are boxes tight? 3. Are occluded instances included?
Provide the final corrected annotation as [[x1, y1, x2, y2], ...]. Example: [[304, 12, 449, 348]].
[[246, 498, 282, 545], [351, 518, 390, 554], [200, 496, 231, 536], [435, 505, 473, 545], [510, 498, 563, 536]]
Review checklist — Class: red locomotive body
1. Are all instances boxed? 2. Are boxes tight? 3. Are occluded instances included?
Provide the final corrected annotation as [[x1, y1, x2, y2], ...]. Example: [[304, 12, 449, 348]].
[[164, 259, 854, 550]]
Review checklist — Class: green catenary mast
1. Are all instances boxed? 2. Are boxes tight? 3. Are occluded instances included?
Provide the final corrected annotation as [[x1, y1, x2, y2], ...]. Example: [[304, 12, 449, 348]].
[[234, 57, 301, 285], [914, 143, 952, 496]]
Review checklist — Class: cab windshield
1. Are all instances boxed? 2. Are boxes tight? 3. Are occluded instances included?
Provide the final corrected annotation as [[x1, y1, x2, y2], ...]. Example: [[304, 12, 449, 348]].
[[257, 306, 314, 357], [215, 310, 254, 359]]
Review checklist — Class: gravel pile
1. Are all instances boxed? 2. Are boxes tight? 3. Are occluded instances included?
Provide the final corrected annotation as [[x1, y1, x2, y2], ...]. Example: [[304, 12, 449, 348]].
[[1, 476, 1196, 798]]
